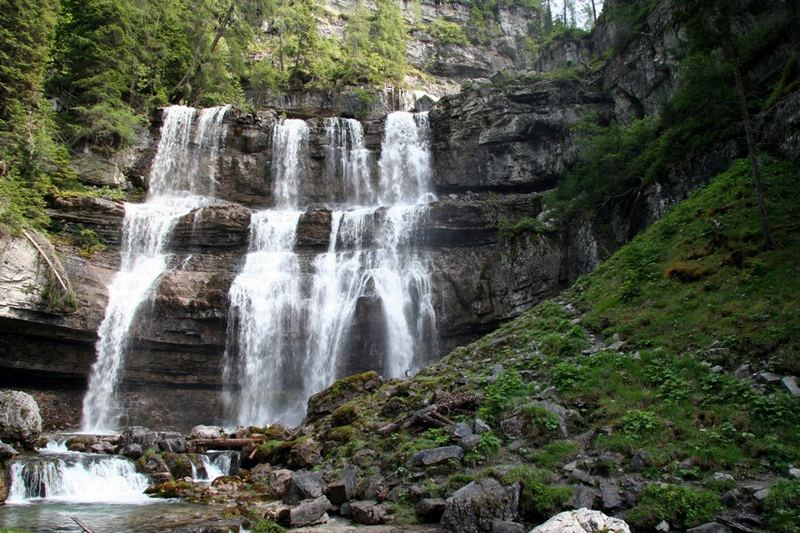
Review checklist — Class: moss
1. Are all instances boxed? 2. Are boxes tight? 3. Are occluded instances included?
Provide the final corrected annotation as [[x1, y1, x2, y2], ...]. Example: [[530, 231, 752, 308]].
[[664, 260, 710, 282], [252, 439, 292, 465], [331, 402, 360, 427], [498, 216, 556, 239], [251, 519, 285, 533], [145, 479, 193, 498]]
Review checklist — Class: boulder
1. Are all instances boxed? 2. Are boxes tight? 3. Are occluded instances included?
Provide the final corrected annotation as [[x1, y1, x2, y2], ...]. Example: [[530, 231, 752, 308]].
[[530, 509, 631, 533], [283, 471, 327, 504], [441, 479, 520, 533], [121, 443, 144, 459], [326, 465, 357, 505], [411, 446, 464, 467], [0, 442, 18, 461], [0, 391, 42, 447], [158, 432, 187, 453], [417, 497, 447, 522], [350, 500, 388, 525], [781, 376, 800, 397], [288, 437, 321, 468], [305, 371, 383, 422], [120, 426, 159, 451], [190, 425, 224, 440], [278, 495, 331, 527], [492, 520, 526, 533], [356, 474, 386, 501]]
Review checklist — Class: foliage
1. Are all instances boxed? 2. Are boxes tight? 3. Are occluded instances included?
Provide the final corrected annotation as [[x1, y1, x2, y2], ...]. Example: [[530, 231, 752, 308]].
[[478, 369, 530, 424], [464, 432, 502, 465], [251, 519, 285, 533], [503, 466, 573, 521], [626, 484, 721, 529], [764, 479, 800, 533], [498, 216, 555, 238], [428, 18, 469, 46]]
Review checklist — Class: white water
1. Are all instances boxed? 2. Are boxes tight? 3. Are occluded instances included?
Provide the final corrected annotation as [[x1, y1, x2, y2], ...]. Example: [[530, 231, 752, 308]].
[[7, 454, 150, 505], [81, 105, 229, 433], [225, 111, 436, 427], [193, 451, 237, 482]]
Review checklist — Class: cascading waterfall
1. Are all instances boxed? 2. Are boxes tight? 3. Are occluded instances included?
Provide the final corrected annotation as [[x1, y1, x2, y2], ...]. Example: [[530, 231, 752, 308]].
[[7, 453, 150, 504], [324, 117, 374, 205], [225, 111, 436, 427], [81, 105, 229, 433]]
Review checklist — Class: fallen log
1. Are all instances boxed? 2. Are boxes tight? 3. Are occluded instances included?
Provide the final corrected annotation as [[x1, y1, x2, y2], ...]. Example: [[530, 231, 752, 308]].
[[377, 392, 480, 436], [71, 516, 95, 533], [192, 437, 262, 449]]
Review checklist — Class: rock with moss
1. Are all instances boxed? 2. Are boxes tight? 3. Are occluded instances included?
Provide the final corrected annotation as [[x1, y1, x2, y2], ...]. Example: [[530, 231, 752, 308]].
[[288, 437, 321, 468], [0, 391, 42, 448], [306, 371, 383, 422]]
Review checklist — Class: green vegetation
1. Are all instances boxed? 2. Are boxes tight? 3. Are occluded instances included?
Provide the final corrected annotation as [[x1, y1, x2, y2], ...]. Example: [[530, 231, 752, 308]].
[[498, 216, 556, 238], [251, 519, 286, 533], [428, 18, 469, 46], [627, 484, 721, 529], [502, 466, 573, 522], [764, 479, 800, 532]]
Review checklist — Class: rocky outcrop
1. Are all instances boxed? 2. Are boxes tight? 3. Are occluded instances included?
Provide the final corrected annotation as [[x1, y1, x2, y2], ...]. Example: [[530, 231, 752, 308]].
[[0, 390, 43, 448], [430, 78, 611, 192], [441, 479, 520, 533]]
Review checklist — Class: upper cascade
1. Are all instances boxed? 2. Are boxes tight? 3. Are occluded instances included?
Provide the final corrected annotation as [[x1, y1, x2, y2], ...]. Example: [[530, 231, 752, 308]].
[[81, 105, 229, 432], [271, 118, 310, 209], [378, 111, 433, 206]]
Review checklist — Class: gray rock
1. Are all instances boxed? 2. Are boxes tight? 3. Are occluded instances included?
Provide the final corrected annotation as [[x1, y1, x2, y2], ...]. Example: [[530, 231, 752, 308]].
[[440, 479, 520, 533], [121, 443, 143, 459], [417, 497, 447, 522], [530, 509, 631, 532], [789, 467, 800, 478], [474, 418, 491, 434], [158, 432, 187, 453], [721, 489, 740, 507], [326, 465, 357, 505], [599, 479, 622, 510], [356, 474, 386, 500], [630, 450, 647, 470], [0, 443, 18, 461], [608, 340, 625, 351], [411, 445, 464, 467], [350, 500, 387, 525], [710, 366, 724, 374], [754, 488, 770, 500], [0, 391, 42, 448], [283, 471, 327, 504], [278, 495, 330, 527], [733, 364, 751, 379], [491, 520, 526, 533], [120, 426, 159, 451], [686, 523, 729, 533], [452, 422, 473, 440], [712, 472, 734, 483], [189, 425, 224, 439], [757, 372, 781, 384], [339, 501, 352, 517], [781, 376, 800, 397], [459, 434, 483, 452], [655, 520, 670, 532], [570, 485, 598, 509]]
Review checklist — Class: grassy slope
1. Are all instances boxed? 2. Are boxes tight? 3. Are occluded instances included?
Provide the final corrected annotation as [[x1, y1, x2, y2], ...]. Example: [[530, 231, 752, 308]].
[[303, 157, 800, 530]]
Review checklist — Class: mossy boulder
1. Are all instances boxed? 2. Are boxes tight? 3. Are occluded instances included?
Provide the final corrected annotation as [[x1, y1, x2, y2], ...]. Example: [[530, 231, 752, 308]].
[[306, 371, 383, 422]]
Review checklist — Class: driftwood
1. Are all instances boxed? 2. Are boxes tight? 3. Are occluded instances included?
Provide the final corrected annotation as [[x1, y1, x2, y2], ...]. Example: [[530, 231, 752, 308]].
[[71, 516, 95, 533], [22, 229, 71, 296], [377, 392, 480, 436]]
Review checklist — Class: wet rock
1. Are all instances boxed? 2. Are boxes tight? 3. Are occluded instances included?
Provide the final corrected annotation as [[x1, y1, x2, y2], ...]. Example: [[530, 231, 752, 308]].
[[411, 446, 464, 467], [0, 391, 43, 448], [283, 471, 327, 504], [288, 437, 321, 468], [326, 465, 357, 505], [686, 523, 729, 533], [530, 509, 631, 532], [440, 479, 520, 533], [120, 426, 160, 451], [350, 500, 387, 525], [121, 443, 144, 459], [781, 376, 800, 397], [158, 432, 187, 453], [278, 495, 331, 527], [0, 442, 18, 461], [164, 452, 194, 479], [417, 497, 447, 522], [190, 425, 224, 439], [491, 520, 526, 533]]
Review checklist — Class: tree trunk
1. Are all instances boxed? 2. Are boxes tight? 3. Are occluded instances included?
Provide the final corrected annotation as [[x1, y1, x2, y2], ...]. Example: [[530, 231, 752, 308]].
[[730, 50, 776, 249], [590, 0, 598, 23], [172, 2, 236, 98], [563, 0, 567, 26]]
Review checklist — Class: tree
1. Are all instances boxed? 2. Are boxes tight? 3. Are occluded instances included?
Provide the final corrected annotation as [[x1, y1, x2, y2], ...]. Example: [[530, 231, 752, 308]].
[[677, 0, 776, 248]]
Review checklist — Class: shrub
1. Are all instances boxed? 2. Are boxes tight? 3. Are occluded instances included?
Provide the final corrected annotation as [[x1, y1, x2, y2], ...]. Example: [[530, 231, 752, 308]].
[[764, 479, 800, 532], [627, 484, 721, 529], [503, 466, 573, 521]]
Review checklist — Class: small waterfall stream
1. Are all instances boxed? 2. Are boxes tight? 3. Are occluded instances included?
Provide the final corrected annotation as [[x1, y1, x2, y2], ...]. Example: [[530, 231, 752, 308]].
[[81, 105, 229, 432]]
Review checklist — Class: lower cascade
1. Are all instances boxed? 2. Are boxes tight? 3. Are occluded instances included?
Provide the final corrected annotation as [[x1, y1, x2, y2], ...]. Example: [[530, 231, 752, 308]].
[[7, 453, 150, 504]]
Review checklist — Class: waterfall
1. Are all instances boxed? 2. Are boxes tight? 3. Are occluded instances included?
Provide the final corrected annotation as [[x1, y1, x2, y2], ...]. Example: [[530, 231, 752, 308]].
[[193, 451, 238, 482], [324, 117, 374, 205], [6, 454, 150, 504], [224, 111, 437, 428], [81, 105, 229, 433]]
